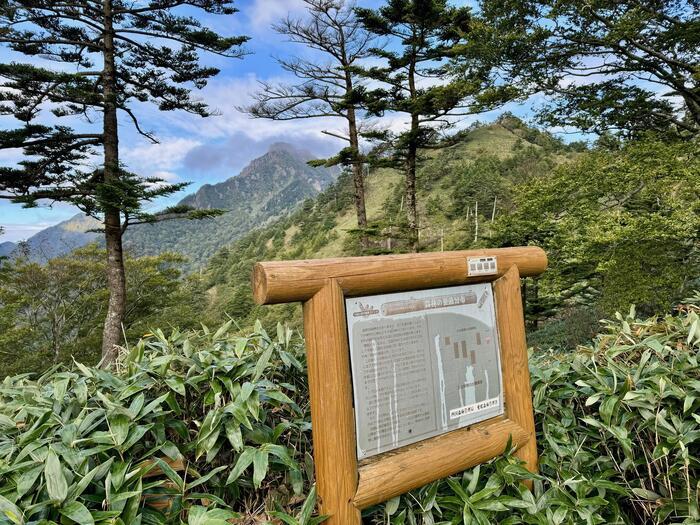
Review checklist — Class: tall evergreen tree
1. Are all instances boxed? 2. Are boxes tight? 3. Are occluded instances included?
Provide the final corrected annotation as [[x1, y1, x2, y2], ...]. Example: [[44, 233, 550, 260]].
[[479, 0, 700, 137], [0, 1, 247, 365], [247, 0, 374, 251], [356, 0, 515, 251]]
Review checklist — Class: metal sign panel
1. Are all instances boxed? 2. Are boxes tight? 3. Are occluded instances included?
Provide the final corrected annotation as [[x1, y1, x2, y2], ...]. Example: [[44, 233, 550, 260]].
[[346, 283, 504, 459]]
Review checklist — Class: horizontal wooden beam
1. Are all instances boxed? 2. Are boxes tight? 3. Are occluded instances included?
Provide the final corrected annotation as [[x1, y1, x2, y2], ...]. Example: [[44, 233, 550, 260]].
[[253, 247, 547, 305], [353, 416, 531, 509]]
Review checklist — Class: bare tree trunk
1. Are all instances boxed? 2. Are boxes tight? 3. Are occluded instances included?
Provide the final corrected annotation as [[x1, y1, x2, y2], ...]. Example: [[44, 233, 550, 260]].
[[347, 105, 368, 251], [338, 19, 369, 253], [405, 53, 419, 252], [405, 134, 418, 252], [100, 0, 126, 367]]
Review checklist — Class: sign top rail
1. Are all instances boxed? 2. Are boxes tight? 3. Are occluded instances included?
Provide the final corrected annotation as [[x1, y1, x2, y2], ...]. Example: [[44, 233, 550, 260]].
[[252, 246, 547, 305]]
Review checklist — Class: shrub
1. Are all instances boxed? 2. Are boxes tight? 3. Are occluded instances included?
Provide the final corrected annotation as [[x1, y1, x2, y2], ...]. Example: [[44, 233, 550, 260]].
[[0, 321, 311, 524], [527, 306, 604, 351], [1, 303, 698, 524], [381, 302, 700, 524]]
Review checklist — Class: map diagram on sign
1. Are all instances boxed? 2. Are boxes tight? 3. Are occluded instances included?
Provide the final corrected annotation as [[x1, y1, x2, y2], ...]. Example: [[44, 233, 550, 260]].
[[345, 283, 504, 459]]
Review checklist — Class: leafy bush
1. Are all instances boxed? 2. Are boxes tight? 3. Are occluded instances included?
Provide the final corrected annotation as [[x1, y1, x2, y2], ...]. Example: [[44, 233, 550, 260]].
[[1, 303, 699, 524], [527, 306, 604, 351], [0, 321, 311, 524], [380, 302, 700, 524], [493, 139, 700, 318], [0, 245, 206, 376]]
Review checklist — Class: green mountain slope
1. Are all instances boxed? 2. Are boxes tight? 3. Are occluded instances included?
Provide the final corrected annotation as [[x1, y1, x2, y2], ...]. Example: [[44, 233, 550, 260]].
[[123, 142, 337, 268], [11, 143, 336, 267], [201, 118, 582, 329], [7, 214, 101, 263]]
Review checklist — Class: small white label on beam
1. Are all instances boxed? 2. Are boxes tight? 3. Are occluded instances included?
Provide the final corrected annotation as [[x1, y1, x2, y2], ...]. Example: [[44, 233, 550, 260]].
[[467, 256, 498, 276]]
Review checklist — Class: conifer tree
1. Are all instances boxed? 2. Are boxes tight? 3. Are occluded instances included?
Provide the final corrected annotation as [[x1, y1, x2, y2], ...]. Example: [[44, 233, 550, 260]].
[[356, 0, 515, 251], [0, 0, 247, 365], [479, 0, 700, 137], [247, 0, 374, 250]]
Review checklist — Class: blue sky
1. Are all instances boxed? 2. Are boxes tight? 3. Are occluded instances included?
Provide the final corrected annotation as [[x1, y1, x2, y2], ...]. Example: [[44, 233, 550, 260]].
[[0, 0, 548, 243]]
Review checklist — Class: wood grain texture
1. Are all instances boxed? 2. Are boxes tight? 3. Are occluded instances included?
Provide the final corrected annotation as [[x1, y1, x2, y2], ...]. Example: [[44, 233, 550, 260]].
[[353, 416, 530, 509], [253, 246, 547, 305], [303, 280, 361, 525], [493, 266, 538, 481]]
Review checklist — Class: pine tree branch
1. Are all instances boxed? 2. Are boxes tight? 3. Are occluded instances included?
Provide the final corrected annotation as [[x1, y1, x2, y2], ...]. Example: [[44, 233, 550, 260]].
[[0, 36, 102, 50], [321, 129, 350, 142], [119, 107, 158, 144], [116, 29, 246, 58], [0, 135, 102, 149]]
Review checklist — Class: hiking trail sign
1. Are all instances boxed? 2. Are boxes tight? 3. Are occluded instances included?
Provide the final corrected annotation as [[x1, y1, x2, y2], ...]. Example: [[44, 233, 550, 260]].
[[252, 247, 547, 525]]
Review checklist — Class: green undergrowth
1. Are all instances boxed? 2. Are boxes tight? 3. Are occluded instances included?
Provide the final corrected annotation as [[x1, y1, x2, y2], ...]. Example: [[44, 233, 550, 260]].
[[1, 299, 699, 524]]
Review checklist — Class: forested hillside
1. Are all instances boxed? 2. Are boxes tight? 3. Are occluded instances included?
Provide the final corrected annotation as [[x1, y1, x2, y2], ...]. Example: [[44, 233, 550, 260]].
[[5, 144, 335, 268], [202, 117, 699, 345], [201, 118, 579, 330], [123, 143, 337, 269], [3, 117, 697, 374]]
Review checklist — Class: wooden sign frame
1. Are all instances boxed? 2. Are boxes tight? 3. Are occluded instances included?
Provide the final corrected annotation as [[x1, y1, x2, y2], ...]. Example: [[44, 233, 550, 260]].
[[252, 247, 547, 525]]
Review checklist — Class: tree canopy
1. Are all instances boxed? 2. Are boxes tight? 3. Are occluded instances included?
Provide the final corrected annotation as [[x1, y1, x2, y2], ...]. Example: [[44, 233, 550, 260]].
[[493, 138, 700, 317], [0, 0, 246, 363], [356, 0, 518, 250], [479, 0, 700, 137], [248, 0, 375, 250]]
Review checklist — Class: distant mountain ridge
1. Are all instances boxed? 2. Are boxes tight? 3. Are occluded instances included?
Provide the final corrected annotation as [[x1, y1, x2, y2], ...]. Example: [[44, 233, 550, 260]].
[[0, 241, 16, 258], [4, 215, 100, 263], [6, 143, 336, 267]]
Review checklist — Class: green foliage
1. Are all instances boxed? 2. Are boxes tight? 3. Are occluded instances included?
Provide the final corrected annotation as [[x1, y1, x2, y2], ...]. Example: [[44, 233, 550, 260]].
[[0, 320, 310, 524], [356, 0, 518, 248], [0, 245, 203, 376], [493, 138, 700, 317], [202, 170, 357, 330], [527, 306, 604, 351], [0, 0, 247, 221], [0, 1, 249, 362], [478, 0, 700, 137], [199, 122, 576, 332], [2, 298, 699, 523], [379, 302, 700, 524]]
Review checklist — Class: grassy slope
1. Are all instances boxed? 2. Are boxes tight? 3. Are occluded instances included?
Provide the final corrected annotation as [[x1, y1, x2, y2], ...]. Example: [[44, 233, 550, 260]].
[[288, 124, 532, 258], [201, 120, 580, 329]]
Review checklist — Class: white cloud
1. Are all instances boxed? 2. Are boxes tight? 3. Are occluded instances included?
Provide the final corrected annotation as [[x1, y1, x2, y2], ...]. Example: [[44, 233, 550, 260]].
[[143, 74, 351, 154], [1, 221, 65, 243], [152, 170, 180, 182], [249, 0, 307, 31], [122, 137, 202, 173]]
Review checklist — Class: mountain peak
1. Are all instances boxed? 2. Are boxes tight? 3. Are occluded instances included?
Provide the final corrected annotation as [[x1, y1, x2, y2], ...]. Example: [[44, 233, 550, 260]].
[[267, 141, 314, 161]]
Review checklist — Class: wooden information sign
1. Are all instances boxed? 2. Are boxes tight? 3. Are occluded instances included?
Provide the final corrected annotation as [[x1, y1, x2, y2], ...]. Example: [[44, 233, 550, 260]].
[[252, 247, 547, 525]]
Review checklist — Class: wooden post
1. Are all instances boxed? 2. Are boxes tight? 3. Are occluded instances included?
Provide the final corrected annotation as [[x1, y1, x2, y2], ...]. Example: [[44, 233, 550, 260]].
[[252, 247, 547, 523], [303, 280, 361, 525], [494, 266, 538, 479]]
